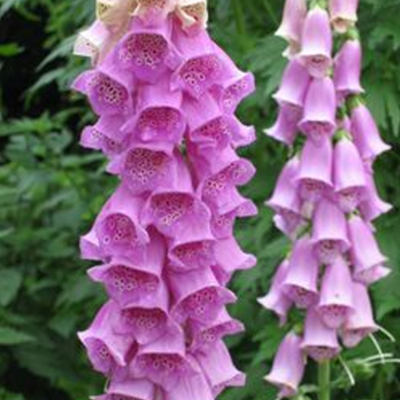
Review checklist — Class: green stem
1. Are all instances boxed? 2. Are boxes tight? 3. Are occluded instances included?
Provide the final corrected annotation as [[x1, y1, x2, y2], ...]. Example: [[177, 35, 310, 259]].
[[318, 361, 331, 400], [372, 369, 385, 400]]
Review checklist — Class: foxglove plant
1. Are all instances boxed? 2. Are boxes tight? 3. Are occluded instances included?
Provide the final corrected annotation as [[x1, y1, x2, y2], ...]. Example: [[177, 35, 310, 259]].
[[73, 1, 257, 399], [261, 0, 392, 398]]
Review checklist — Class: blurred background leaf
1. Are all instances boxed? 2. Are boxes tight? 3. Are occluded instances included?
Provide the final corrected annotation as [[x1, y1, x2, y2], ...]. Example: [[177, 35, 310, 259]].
[[0, 0, 399, 399]]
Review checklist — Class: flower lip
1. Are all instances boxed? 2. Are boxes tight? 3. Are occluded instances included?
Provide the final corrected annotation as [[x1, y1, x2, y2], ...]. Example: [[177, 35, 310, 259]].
[[265, 332, 305, 398], [194, 341, 246, 396], [301, 308, 341, 362], [106, 377, 155, 400], [298, 7, 333, 78], [116, 17, 180, 82], [258, 260, 293, 326], [81, 115, 128, 157], [169, 267, 237, 324], [87, 259, 163, 308], [142, 189, 211, 238], [212, 71, 255, 114], [171, 29, 225, 98], [73, 21, 111, 62], [189, 309, 245, 351], [264, 106, 299, 146], [132, 328, 195, 391], [275, 0, 307, 46], [341, 282, 378, 348], [71, 66, 134, 116], [122, 76, 186, 145], [110, 144, 176, 195], [273, 58, 310, 109], [282, 238, 320, 309], [266, 157, 302, 218]]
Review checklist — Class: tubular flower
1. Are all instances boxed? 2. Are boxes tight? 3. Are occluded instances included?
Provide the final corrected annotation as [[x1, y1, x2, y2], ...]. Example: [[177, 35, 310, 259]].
[[260, 0, 392, 397], [73, 2, 256, 399]]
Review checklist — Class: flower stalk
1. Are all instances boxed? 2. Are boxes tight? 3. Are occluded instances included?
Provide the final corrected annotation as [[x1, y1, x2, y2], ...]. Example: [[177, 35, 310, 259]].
[[72, 1, 257, 399], [261, 0, 392, 397], [319, 361, 331, 400]]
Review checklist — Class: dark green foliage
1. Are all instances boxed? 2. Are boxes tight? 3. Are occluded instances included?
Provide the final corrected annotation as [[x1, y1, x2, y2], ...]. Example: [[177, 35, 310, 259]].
[[0, 0, 400, 399]]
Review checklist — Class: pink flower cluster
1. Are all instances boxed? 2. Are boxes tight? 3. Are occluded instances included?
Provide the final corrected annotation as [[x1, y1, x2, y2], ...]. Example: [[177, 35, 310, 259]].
[[260, 0, 392, 397], [72, 1, 257, 399]]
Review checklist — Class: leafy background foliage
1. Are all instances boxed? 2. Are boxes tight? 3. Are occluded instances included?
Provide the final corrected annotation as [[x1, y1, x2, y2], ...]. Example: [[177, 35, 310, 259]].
[[1, 0, 400, 399]]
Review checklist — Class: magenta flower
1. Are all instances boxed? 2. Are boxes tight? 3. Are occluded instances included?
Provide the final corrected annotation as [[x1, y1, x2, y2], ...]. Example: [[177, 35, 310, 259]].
[[282, 236, 320, 309], [122, 76, 186, 145], [163, 359, 214, 400], [351, 103, 391, 162], [191, 146, 256, 191], [317, 257, 354, 329], [168, 223, 216, 271], [194, 341, 246, 396], [274, 59, 310, 118], [329, 0, 359, 33], [211, 46, 256, 113], [94, 378, 156, 400], [87, 231, 165, 307], [116, 18, 180, 82], [266, 157, 303, 235], [114, 286, 171, 344], [110, 144, 176, 195], [348, 215, 388, 285], [265, 333, 306, 398], [169, 266, 237, 324], [212, 237, 257, 284], [81, 115, 128, 157], [141, 182, 211, 239], [312, 199, 350, 264], [78, 301, 136, 376], [189, 308, 244, 351], [73, 21, 111, 63], [296, 136, 333, 202], [333, 137, 367, 212], [264, 106, 299, 146], [341, 282, 378, 348], [131, 328, 193, 391], [72, 59, 135, 116], [298, 6, 332, 78], [184, 93, 255, 150], [299, 77, 337, 144], [80, 185, 149, 261], [262, 0, 391, 395], [210, 188, 257, 239], [334, 39, 364, 98], [301, 308, 341, 362], [258, 260, 293, 325], [171, 29, 225, 98], [73, 4, 256, 399], [275, 0, 307, 56], [359, 168, 393, 222]]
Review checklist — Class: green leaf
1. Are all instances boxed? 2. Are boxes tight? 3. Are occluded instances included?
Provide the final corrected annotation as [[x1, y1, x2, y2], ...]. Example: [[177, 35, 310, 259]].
[[49, 311, 79, 338], [0, 327, 35, 345], [0, 269, 23, 306], [0, 388, 25, 400], [0, 43, 24, 57]]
